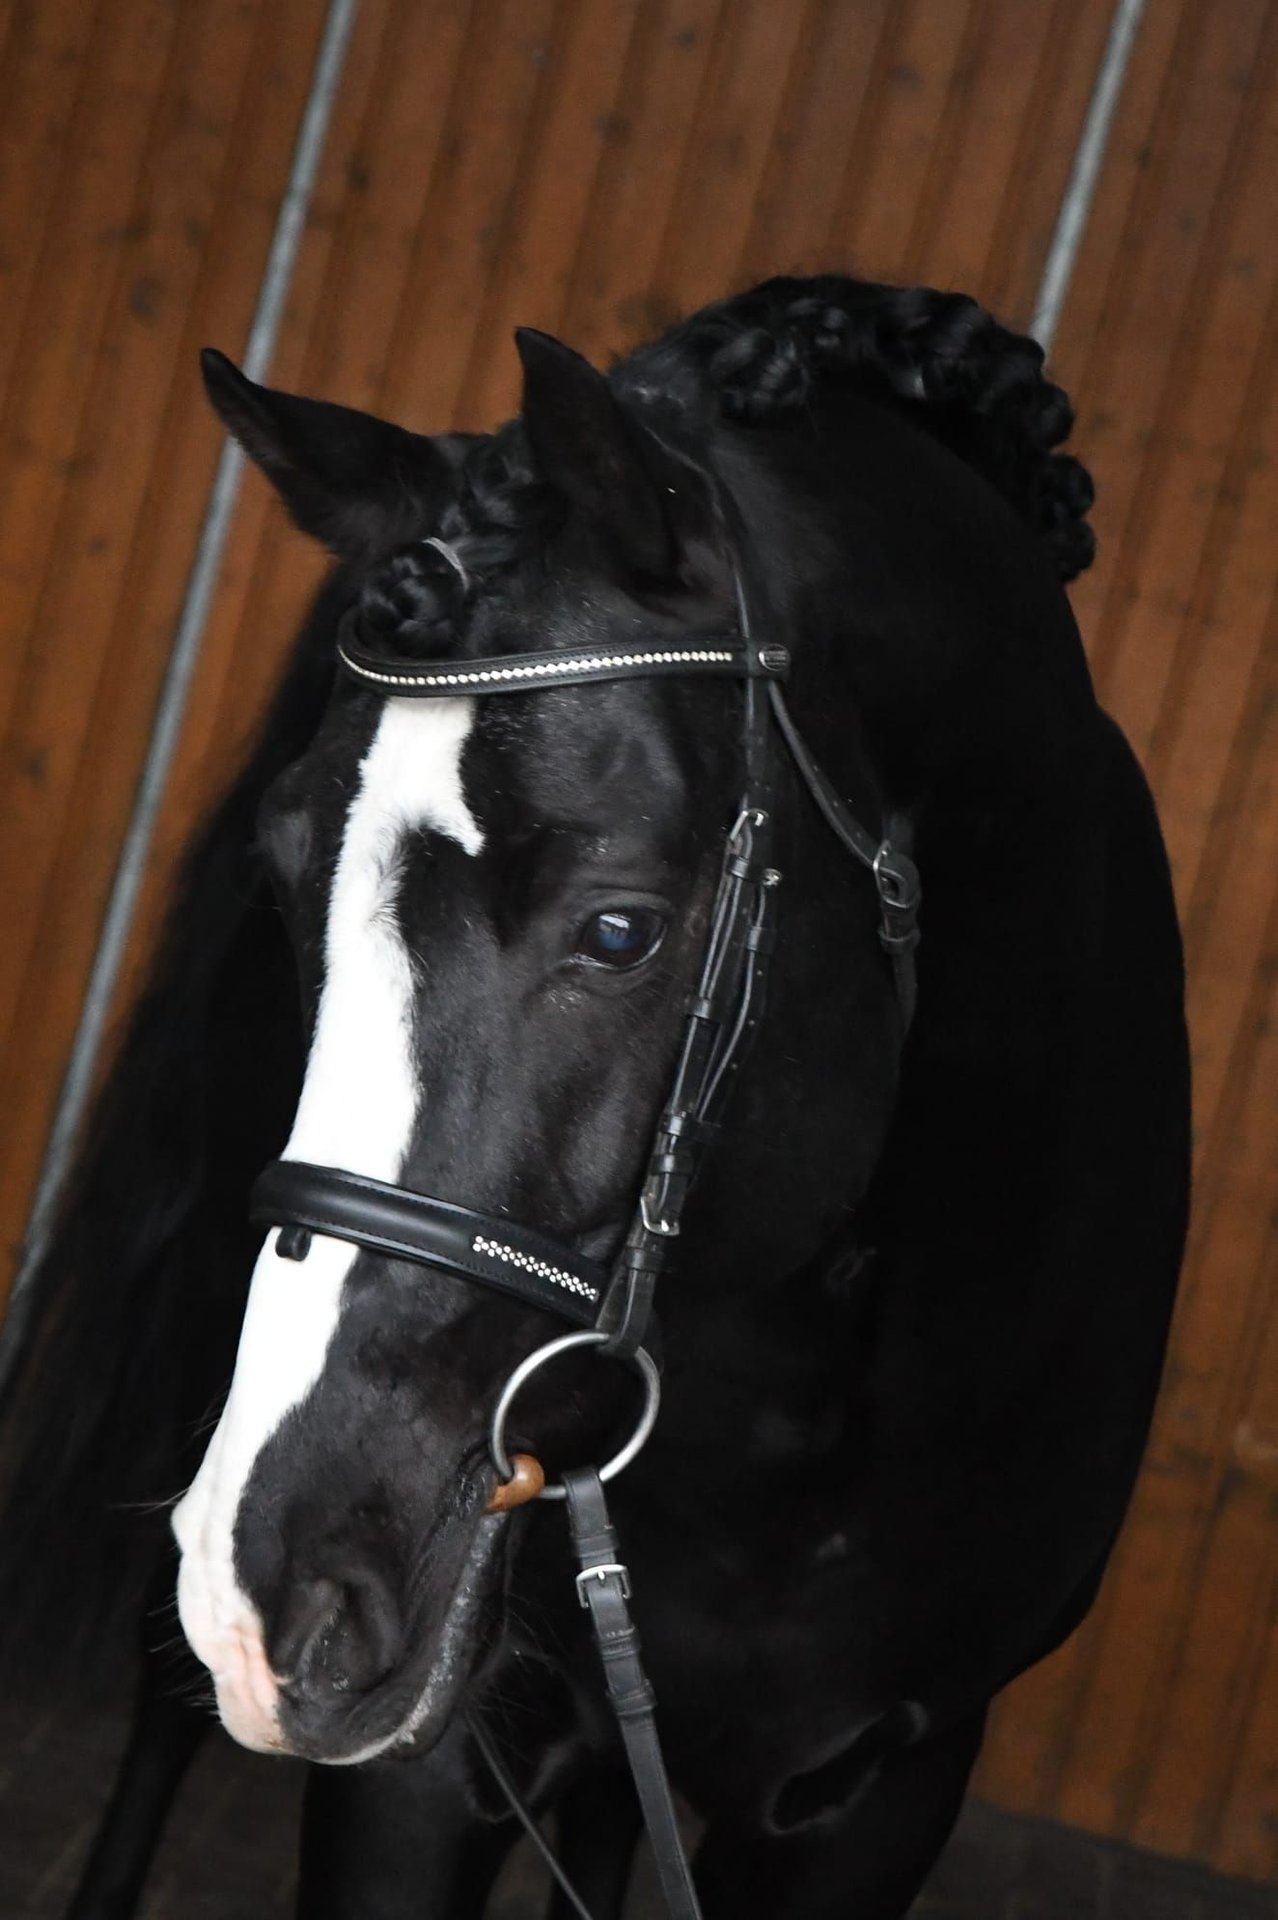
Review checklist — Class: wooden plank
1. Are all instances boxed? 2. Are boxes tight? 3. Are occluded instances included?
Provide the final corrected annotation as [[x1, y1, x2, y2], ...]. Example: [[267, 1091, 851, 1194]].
[[735, 0, 896, 285], [0, 0, 102, 405], [559, 0, 725, 359], [456, 0, 642, 427], [0, 0, 177, 741], [296, 0, 468, 415], [644, 0, 814, 317], [827, 0, 976, 280], [379, 0, 562, 430], [888, 0, 1007, 283], [915, 0, 1114, 320]]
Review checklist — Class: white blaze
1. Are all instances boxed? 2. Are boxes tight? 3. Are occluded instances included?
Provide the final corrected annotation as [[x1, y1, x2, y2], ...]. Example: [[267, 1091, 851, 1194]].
[[172, 696, 482, 1749]]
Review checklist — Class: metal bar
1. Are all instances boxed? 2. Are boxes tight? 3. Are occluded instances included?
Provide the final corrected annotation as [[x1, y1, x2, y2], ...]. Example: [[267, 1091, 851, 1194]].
[[0, 0, 359, 1381], [1030, 0, 1147, 355]]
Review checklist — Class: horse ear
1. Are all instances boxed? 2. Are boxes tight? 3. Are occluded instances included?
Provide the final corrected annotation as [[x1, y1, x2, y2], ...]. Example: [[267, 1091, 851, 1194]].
[[200, 349, 463, 560], [515, 328, 685, 581]]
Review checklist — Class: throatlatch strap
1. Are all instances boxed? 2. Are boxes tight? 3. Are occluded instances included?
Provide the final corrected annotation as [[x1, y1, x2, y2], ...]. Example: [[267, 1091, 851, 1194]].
[[563, 1468, 704, 1920], [766, 682, 920, 1028]]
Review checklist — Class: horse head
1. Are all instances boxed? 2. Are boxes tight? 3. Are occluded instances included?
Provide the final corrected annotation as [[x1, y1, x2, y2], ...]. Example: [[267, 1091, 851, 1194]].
[[171, 328, 905, 1764]]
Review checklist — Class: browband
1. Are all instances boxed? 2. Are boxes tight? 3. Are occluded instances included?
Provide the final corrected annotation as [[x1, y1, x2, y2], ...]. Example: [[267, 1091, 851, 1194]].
[[336, 614, 792, 698]]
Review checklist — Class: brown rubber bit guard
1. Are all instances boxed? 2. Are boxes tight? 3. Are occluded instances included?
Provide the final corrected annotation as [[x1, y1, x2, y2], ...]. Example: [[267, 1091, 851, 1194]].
[[486, 1452, 546, 1512]]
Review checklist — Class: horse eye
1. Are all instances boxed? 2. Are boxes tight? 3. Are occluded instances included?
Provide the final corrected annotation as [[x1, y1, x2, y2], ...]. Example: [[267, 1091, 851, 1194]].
[[575, 908, 666, 970]]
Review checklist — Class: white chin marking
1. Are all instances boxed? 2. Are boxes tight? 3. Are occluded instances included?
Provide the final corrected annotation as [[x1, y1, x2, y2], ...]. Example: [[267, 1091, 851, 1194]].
[[173, 697, 482, 1738]]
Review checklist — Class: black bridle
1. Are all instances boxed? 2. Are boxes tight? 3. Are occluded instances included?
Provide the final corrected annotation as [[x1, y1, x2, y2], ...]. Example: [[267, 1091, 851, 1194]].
[[251, 594, 920, 1361], [247, 571, 920, 1920]]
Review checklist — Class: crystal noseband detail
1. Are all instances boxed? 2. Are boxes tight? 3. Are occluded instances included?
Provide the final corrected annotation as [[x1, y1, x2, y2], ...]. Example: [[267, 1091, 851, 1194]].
[[472, 1234, 600, 1303], [250, 1160, 606, 1329]]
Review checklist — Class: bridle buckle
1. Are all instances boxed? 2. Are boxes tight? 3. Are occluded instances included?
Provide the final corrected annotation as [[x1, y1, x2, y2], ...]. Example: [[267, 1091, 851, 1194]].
[[872, 842, 921, 911], [872, 842, 922, 962], [575, 1562, 632, 1606], [640, 1189, 680, 1237]]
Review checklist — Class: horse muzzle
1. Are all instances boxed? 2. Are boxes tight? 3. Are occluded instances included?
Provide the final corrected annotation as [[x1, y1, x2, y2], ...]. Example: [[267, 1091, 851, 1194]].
[[176, 1480, 507, 1765]]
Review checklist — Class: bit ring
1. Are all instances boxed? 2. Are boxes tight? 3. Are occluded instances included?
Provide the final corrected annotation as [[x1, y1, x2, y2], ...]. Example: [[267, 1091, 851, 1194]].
[[488, 1330, 661, 1501]]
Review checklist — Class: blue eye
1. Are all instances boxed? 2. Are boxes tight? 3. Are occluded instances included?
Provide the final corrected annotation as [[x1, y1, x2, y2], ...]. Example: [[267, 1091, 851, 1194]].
[[576, 908, 666, 970]]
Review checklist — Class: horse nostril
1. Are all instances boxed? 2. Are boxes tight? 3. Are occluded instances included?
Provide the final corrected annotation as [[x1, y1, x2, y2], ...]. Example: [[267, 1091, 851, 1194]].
[[268, 1574, 341, 1681], [269, 1576, 342, 1679], [269, 1571, 404, 1698], [336, 1570, 405, 1691]]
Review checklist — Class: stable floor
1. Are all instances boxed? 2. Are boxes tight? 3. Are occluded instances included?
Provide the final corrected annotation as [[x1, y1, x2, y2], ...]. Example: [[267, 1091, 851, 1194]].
[[2, 1697, 1274, 1920]]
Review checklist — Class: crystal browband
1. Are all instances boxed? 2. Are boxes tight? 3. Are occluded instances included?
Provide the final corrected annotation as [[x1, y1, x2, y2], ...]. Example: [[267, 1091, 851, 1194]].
[[335, 616, 792, 699]]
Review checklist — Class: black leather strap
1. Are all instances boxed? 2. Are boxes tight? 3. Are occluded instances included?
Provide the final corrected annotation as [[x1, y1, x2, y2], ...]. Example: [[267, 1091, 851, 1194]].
[[250, 1160, 605, 1328], [597, 735, 779, 1356], [336, 624, 787, 697], [563, 1468, 703, 1920], [767, 681, 919, 1026]]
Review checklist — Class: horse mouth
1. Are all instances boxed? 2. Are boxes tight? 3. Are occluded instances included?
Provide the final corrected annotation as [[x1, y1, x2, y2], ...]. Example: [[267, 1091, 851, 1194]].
[[273, 1508, 509, 1766]]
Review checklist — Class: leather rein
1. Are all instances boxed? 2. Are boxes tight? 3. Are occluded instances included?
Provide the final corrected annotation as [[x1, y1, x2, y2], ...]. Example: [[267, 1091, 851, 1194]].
[[248, 572, 921, 1919]]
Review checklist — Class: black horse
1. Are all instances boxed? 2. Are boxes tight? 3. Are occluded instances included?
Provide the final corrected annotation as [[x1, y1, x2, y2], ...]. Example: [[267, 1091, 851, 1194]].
[[0, 276, 1189, 1919]]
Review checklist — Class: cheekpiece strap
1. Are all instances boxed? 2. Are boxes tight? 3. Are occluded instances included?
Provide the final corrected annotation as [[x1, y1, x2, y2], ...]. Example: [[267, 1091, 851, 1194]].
[[597, 698, 780, 1358], [250, 1159, 606, 1329]]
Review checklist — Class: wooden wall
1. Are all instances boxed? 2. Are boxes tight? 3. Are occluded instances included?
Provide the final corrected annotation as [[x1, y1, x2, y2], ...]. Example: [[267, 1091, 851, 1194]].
[[0, 0, 1274, 1880]]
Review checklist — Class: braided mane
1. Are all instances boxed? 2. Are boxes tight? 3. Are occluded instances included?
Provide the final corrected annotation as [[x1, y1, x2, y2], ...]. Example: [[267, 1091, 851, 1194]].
[[615, 275, 1096, 583], [350, 427, 553, 659], [352, 274, 1095, 657]]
